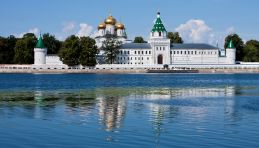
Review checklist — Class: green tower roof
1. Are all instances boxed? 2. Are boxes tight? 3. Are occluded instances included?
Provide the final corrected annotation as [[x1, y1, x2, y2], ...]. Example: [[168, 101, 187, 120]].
[[151, 12, 167, 32], [35, 35, 45, 48], [227, 39, 235, 48]]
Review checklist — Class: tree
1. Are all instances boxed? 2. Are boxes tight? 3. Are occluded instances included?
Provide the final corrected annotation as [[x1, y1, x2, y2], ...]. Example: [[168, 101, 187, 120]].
[[102, 37, 121, 64], [224, 34, 244, 61], [43, 33, 61, 54], [167, 32, 183, 43], [59, 35, 81, 66], [0, 37, 7, 64], [79, 37, 98, 66], [243, 40, 259, 62], [0, 35, 17, 64], [133, 36, 147, 43], [13, 33, 37, 64]]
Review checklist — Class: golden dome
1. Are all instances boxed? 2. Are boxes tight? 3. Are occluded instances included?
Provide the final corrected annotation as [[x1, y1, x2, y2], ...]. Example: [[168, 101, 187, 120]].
[[116, 23, 125, 29], [105, 15, 116, 25], [98, 22, 106, 30]]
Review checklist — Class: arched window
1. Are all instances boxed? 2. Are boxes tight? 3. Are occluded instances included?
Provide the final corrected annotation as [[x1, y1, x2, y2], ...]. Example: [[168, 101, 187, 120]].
[[159, 32, 161, 36]]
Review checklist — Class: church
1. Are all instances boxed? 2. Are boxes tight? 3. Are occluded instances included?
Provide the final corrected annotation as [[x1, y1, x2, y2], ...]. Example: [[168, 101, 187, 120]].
[[34, 12, 236, 67]]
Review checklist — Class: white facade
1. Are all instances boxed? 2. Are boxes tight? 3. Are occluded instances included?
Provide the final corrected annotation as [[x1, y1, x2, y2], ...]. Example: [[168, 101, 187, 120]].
[[34, 12, 236, 67], [34, 48, 47, 65]]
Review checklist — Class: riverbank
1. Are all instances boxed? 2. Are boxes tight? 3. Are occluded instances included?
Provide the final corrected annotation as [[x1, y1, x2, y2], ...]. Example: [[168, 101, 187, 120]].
[[1, 68, 259, 74], [1, 64, 259, 74]]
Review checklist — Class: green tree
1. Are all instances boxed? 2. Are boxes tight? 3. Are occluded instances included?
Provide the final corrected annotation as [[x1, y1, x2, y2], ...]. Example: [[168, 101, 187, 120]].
[[79, 37, 98, 66], [43, 33, 61, 54], [133, 36, 147, 43], [224, 34, 244, 61], [0, 37, 7, 63], [167, 32, 183, 43], [59, 35, 81, 66], [0, 35, 17, 64], [13, 33, 37, 64], [102, 37, 121, 64], [243, 40, 259, 62]]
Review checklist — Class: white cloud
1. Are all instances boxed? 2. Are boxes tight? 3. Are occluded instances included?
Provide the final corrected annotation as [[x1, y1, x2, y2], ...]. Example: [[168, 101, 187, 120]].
[[77, 23, 93, 37], [90, 30, 99, 38], [226, 26, 235, 35], [62, 21, 76, 33], [174, 19, 238, 48], [15, 27, 40, 38], [175, 19, 212, 43]]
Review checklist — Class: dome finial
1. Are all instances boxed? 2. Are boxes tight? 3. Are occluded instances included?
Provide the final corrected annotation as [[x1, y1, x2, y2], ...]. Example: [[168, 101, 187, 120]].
[[157, 10, 160, 18]]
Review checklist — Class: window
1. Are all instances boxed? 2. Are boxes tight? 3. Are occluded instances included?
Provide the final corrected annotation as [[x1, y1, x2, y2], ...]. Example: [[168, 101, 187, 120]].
[[160, 47, 162, 50], [142, 57, 143, 60], [146, 51, 147, 54], [177, 51, 179, 54], [188, 51, 190, 54], [149, 51, 151, 54], [181, 51, 183, 54], [163, 47, 165, 50], [195, 51, 197, 54], [135, 51, 137, 54], [156, 47, 158, 50], [131, 57, 132, 60], [191, 51, 193, 54], [124, 51, 127, 54], [138, 51, 140, 54], [128, 51, 130, 54], [135, 57, 137, 60], [159, 32, 161, 36], [147, 57, 149, 60], [142, 51, 144, 54], [170, 51, 172, 54]]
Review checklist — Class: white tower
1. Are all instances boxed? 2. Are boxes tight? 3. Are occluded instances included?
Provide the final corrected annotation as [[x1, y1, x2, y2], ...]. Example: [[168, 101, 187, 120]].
[[105, 15, 116, 35], [149, 12, 170, 65], [116, 22, 125, 37], [34, 35, 47, 65], [226, 39, 236, 64], [98, 22, 106, 36]]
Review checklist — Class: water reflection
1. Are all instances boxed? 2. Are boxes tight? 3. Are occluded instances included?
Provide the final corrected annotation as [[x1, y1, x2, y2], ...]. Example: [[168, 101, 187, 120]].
[[0, 86, 258, 131], [98, 96, 126, 131]]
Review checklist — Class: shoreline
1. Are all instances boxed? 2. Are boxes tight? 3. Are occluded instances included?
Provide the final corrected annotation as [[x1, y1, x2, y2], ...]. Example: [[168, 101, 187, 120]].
[[1, 64, 259, 74], [1, 68, 259, 74]]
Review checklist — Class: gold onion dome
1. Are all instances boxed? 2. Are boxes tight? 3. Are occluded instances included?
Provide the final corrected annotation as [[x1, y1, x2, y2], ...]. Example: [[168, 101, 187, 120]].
[[98, 22, 106, 29], [116, 23, 125, 29], [105, 15, 116, 25]]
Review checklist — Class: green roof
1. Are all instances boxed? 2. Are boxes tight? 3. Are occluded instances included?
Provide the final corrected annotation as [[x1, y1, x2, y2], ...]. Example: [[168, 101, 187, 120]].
[[35, 36, 45, 48], [227, 40, 235, 48], [151, 12, 166, 32]]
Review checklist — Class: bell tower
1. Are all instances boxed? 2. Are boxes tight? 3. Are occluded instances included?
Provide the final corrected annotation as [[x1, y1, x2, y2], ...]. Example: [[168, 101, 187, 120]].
[[149, 12, 170, 65], [34, 35, 47, 65]]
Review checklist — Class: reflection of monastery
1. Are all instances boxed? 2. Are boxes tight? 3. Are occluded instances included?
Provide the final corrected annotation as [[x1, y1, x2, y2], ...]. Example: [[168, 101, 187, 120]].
[[33, 12, 236, 67]]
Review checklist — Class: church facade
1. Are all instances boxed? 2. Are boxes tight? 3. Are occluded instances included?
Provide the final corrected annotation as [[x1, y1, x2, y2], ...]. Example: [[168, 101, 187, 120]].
[[34, 12, 236, 67]]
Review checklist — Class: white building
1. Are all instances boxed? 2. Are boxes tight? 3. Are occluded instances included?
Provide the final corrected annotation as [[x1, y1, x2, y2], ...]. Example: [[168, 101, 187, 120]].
[[34, 12, 236, 67]]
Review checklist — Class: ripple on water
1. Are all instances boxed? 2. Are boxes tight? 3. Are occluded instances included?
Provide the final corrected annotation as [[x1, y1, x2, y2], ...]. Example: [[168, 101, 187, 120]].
[[1, 74, 259, 147]]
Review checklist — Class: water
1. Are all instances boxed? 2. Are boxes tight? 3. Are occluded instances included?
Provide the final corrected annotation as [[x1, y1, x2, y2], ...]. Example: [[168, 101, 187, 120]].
[[0, 73, 259, 148]]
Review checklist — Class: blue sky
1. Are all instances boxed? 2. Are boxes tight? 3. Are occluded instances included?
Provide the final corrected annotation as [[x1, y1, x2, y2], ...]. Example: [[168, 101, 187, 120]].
[[1, 0, 259, 47]]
